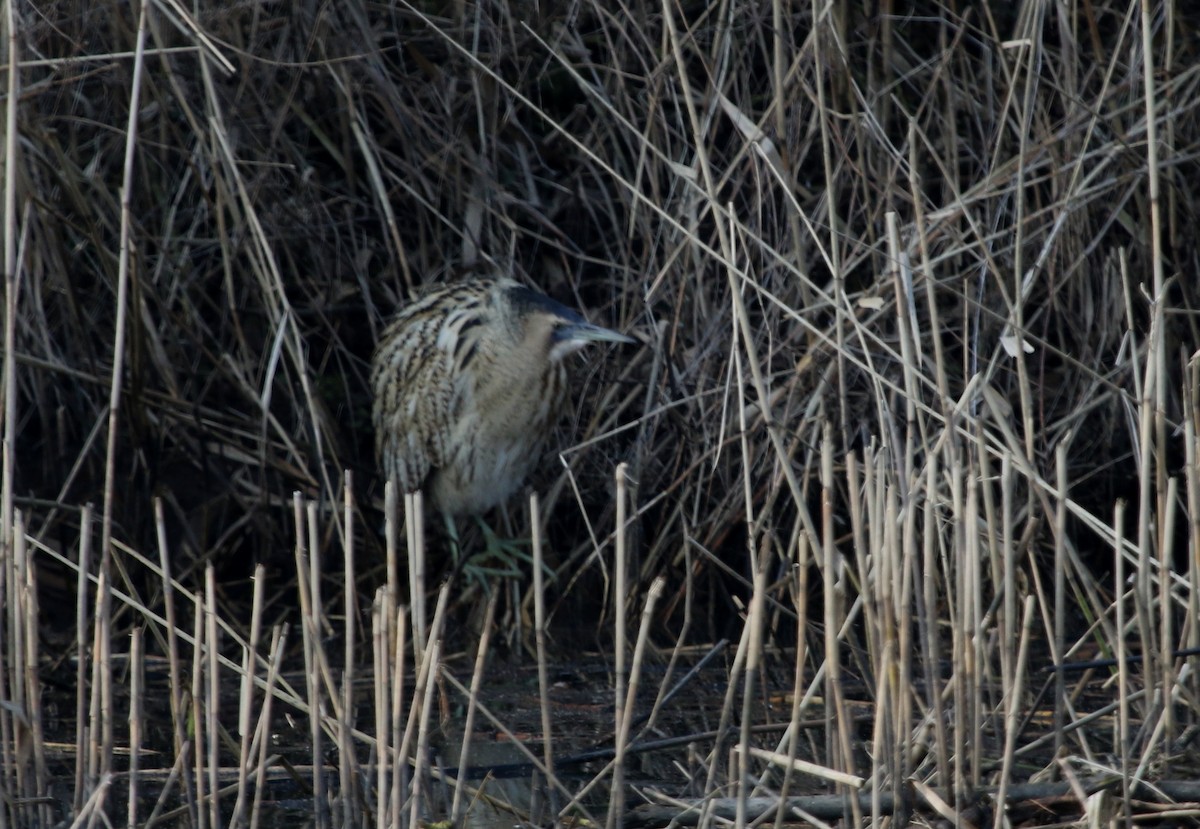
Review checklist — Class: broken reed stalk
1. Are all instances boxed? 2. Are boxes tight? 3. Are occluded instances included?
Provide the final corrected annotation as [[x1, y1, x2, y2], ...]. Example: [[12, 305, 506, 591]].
[[143, 744, 191, 829], [888, 458, 909, 788], [384, 482, 417, 829], [69, 774, 113, 829], [5, 513, 35, 827], [86, 546, 112, 793], [821, 427, 862, 823], [249, 626, 288, 829], [615, 576, 663, 812], [993, 594, 1037, 829], [450, 591, 498, 826], [1053, 441, 1069, 763], [293, 494, 327, 828], [845, 449, 875, 789], [999, 454, 1016, 729], [340, 470, 358, 828], [189, 580, 205, 825], [735, 559, 766, 827], [922, 460, 949, 785], [396, 602, 415, 829], [229, 564, 267, 828], [407, 492, 427, 661], [338, 673, 353, 827], [153, 497, 193, 815], [374, 478, 403, 828], [607, 462, 629, 829], [1115, 498, 1130, 818], [373, 591, 390, 829], [26, 529, 47, 826], [1187, 365, 1200, 719], [952, 461, 972, 798], [292, 493, 314, 640], [345, 471, 358, 677], [127, 627, 142, 829], [967, 462, 983, 786], [401, 581, 449, 826], [1159, 476, 1181, 746], [530, 493, 558, 822], [409, 638, 441, 829], [385, 481, 399, 636], [769, 536, 809, 829], [869, 640, 894, 826], [205, 565, 220, 829], [73, 505, 91, 815]]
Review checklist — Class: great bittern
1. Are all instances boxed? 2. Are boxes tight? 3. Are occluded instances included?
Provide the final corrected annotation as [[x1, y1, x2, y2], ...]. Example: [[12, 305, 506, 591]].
[[370, 276, 633, 575]]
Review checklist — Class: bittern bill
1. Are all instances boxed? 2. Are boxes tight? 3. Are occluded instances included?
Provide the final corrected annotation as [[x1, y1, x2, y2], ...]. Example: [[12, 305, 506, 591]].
[[370, 277, 633, 571]]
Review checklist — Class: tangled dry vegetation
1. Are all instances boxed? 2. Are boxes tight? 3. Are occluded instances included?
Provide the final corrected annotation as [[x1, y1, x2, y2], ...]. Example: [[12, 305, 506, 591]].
[[5, 0, 1200, 826]]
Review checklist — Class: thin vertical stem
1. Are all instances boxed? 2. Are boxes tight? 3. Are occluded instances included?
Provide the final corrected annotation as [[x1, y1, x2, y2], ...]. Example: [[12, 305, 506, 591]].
[[127, 628, 143, 829], [1115, 500, 1131, 826], [73, 506, 93, 815], [608, 464, 628, 829], [530, 493, 558, 826], [1053, 442, 1068, 765], [451, 592, 498, 826], [205, 566, 220, 829]]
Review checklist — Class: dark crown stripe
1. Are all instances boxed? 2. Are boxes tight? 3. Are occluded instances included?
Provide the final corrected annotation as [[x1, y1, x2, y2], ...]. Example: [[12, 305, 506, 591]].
[[505, 284, 586, 325]]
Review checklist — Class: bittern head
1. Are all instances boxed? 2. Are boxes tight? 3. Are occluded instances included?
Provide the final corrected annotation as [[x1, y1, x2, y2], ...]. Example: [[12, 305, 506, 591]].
[[504, 284, 636, 362]]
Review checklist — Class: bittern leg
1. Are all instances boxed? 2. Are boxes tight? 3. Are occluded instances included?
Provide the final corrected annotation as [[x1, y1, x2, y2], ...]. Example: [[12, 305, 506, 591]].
[[476, 517, 533, 574], [474, 517, 557, 589], [441, 513, 527, 587]]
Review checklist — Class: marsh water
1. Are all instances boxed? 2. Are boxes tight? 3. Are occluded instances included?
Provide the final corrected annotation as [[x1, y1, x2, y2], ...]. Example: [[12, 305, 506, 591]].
[[42, 643, 787, 829]]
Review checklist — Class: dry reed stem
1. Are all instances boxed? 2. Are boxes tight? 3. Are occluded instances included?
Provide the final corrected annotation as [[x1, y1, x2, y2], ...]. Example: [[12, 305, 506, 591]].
[[72, 505, 92, 815], [388, 605, 408, 829], [370, 590, 389, 827], [608, 463, 628, 829], [127, 627, 142, 829], [530, 493, 559, 823], [142, 744, 192, 829], [228, 563, 265, 827], [249, 627, 287, 829], [1, 25, 18, 824], [449, 591, 498, 826], [188, 585, 205, 828], [204, 565, 220, 829]]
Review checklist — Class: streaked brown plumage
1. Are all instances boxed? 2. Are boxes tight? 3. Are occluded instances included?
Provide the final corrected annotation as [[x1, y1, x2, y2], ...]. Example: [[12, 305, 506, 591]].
[[371, 277, 633, 518]]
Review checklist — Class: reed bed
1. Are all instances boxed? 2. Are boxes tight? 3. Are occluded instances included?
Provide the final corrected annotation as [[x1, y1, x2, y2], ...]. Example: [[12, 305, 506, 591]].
[[3, 0, 1200, 826]]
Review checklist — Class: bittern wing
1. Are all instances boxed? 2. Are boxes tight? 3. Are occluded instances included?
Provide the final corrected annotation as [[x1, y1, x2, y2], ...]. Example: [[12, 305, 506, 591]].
[[371, 281, 494, 496]]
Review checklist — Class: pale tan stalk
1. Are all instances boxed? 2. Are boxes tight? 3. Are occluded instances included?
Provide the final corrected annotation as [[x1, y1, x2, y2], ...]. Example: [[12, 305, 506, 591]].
[[205, 565, 220, 829], [127, 627, 143, 829], [450, 591, 498, 825], [229, 564, 266, 827], [249, 626, 287, 829], [530, 493, 558, 823], [73, 506, 92, 813], [608, 464, 628, 829]]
